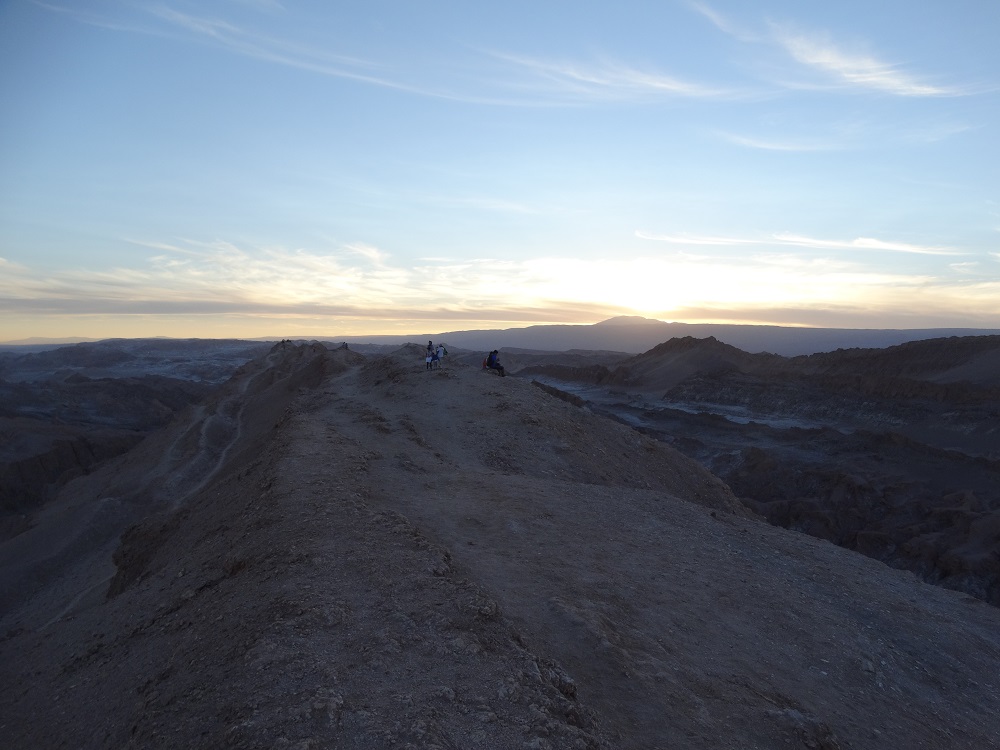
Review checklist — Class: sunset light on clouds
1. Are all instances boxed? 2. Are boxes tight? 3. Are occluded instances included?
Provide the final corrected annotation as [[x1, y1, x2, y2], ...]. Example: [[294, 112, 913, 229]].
[[1, 0, 998, 341]]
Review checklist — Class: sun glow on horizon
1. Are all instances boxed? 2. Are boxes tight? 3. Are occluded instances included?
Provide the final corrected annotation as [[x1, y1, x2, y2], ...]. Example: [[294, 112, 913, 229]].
[[2, 1, 998, 341], [3, 238, 998, 342]]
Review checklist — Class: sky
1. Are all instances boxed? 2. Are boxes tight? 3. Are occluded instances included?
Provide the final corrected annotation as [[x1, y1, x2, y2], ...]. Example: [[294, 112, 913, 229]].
[[1, 0, 999, 342]]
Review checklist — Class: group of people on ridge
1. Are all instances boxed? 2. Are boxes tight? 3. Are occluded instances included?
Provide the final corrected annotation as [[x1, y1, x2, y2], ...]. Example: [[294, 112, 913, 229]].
[[426, 341, 447, 370], [422, 341, 505, 377]]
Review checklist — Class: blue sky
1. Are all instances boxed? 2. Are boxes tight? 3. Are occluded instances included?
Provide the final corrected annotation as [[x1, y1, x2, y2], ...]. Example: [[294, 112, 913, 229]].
[[1, 0, 998, 341]]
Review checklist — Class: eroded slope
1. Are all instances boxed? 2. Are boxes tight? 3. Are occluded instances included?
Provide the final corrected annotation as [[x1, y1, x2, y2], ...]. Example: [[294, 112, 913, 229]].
[[2, 343, 999, 749]]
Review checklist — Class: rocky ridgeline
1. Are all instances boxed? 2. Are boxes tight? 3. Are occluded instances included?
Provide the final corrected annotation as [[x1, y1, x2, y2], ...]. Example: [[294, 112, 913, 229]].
[[2, 341, 1000, 748]]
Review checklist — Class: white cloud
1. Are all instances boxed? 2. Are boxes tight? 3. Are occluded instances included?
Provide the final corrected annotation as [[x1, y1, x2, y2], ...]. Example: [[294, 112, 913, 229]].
[[686, 1, 760, 43], [488, 52, 736, 102], [228, 0, 286, 11], [44, 2, 739, 107], [637, 231, 965, 256], [29, 1, 152, 33], [771, 25, 960, 97], [686, 4, 975, 99], [3, 238, 999, 333], [343, 243, 390, 266], [144, 6, 389, 77], [949, 262, 980, 273], [773, 233, 964, 256], [0, 240, 540, 313], [716, 131, 838, 152], [635, 232, 762, 247], [901, 122, 975, 144], [0, 257, 26, 271], [773, 234, 965, 255], [417, 194, 540, 215], [39, 3, 465, 99]]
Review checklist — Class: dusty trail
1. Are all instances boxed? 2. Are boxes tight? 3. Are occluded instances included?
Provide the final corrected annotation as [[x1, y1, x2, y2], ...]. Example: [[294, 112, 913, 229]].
[[33, 355, 280, 630], [159, 345, 282, 505], [0, 344, 316, 631]]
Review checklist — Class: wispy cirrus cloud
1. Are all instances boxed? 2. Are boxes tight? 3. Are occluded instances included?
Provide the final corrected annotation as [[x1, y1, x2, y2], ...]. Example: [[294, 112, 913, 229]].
[[0, 258, 30, 286], [716, 131, 839, 152], [35, 2, 484, 101], [770, 25, 962, 97], [686, 1, 760, 43], [40, 2, 739, 106], [37, 2, 383, 73], [229, 0, 286, 11], [637, 231, 966, 256], [901, 121, 976, 144], [406, 191, 541, 215], [689, 2, 970, 98], [721, 115, 976, 152], [483, 52, 738, 102], [0, 239, 541, 313], [949, 261, 982, 274], [0, 239, 634, 327], [772, 233, 964, 256], [30, 0, 154, 34], [143, 6, 404, 83]]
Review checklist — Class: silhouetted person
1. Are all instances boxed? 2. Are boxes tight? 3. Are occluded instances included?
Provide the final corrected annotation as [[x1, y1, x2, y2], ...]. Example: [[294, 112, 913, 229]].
[[486, 350, 505, 377]]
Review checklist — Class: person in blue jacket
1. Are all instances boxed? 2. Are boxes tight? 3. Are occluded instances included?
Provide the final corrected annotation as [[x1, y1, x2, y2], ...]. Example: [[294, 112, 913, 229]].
[[486, 350, 505, 377]]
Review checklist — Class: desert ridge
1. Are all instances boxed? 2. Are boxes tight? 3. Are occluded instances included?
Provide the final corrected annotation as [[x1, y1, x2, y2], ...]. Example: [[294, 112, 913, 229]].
[[0, 341, 998, 748]]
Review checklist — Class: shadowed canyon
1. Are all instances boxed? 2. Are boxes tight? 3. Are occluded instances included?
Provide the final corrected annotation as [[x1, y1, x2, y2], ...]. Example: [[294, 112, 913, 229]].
[[520, 334, 1000, 608]]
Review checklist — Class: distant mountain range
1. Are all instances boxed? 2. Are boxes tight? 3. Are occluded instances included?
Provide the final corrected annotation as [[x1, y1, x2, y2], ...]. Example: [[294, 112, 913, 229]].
[[6, 317, 1000, 356], [333, 316, 1000, 357]]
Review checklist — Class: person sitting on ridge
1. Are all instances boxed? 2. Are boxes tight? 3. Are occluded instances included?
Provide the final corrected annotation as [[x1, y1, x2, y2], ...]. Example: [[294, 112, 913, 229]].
[[485, 349, 505, 377]]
